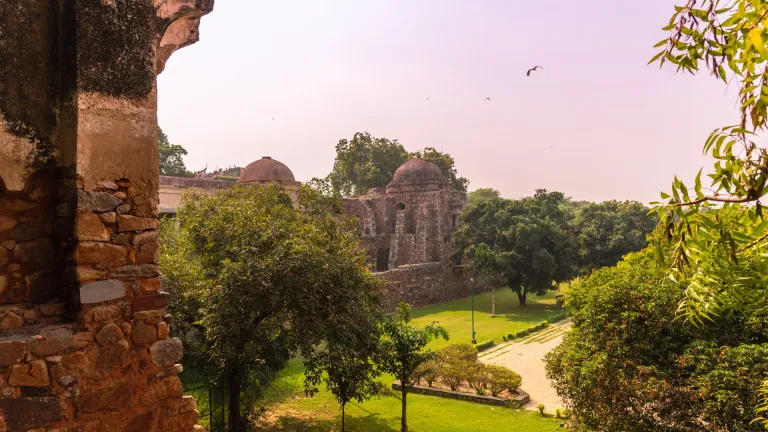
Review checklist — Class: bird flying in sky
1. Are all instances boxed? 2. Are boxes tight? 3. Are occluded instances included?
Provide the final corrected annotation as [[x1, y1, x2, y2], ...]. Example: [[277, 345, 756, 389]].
[[527, 66, 543, 76], [485, 97, 491, 101]]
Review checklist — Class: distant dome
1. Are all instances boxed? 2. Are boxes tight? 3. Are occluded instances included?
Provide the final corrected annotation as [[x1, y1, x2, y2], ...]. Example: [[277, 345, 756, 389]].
[[238, 157, 297, 184], [386, 158, 451, 193]]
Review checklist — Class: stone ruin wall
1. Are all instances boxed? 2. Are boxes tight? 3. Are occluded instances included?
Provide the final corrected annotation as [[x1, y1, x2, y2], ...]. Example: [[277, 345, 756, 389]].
[[0, 1, 213, 431], [343, 188, 470, 312]]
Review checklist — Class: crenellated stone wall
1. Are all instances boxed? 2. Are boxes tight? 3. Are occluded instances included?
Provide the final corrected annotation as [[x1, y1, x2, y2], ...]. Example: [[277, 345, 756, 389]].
[[0, 1, 213, 431]]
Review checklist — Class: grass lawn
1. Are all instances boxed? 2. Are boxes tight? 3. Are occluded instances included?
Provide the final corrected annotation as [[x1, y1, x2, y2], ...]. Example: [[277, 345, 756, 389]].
[[410, 285, 569, 350], [181, 287, 571, 431], [255, 359, 561, 432]]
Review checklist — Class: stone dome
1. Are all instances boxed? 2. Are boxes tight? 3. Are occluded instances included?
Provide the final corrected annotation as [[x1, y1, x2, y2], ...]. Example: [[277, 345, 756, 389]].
[[237, 157, 298, 184], [386, 158, 451, 193]]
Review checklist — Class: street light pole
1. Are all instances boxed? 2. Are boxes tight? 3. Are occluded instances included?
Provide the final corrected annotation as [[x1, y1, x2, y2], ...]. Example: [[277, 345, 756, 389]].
[[470, 278, 476, 344]]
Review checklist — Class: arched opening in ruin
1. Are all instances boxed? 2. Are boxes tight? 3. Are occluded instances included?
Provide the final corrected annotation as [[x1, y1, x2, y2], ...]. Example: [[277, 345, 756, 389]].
[[376, 248, 390, 272], [452, 213, 457, 228]]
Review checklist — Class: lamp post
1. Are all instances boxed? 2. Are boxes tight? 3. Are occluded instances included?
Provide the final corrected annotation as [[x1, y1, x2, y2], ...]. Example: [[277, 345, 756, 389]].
[[469, 277, 476, 344]]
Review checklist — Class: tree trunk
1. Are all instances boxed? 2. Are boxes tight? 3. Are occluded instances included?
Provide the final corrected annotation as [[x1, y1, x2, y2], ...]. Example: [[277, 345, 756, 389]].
[[341, 403, 346, 432], [227, 368, 243, 432], [517, 290, 527, 306], [491, 287, 496, 316], [401, 386, 408, 432]]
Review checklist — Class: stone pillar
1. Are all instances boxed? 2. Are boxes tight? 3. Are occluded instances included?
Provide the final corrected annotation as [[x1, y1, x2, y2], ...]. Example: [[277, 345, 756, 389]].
[[0, 1, 213, 431]]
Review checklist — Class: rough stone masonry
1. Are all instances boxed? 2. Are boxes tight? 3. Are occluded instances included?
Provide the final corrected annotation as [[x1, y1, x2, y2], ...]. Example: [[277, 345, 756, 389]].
[[0, 1, 213, 431]]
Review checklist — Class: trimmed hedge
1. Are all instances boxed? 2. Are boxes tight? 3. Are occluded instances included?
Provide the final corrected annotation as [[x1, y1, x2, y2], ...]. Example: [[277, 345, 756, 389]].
[[475, 339, 495, 352], [505, 313, 568, 341]]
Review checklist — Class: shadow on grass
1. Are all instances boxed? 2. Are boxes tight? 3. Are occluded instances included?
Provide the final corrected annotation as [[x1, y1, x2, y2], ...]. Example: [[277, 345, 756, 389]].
[[262, 412, 398, 432]]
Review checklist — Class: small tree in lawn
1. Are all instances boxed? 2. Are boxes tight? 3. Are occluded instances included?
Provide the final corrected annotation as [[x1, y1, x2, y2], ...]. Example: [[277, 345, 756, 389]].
[[379, 302, 448, 432], [304, 283, 385, 432]]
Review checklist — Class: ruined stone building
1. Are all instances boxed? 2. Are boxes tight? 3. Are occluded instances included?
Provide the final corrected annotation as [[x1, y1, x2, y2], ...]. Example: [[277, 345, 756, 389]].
[[0, 1, 213, 431], [159, 156, 470, 310]]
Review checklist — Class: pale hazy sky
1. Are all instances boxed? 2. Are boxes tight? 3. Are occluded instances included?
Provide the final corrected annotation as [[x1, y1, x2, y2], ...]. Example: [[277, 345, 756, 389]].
[[157, 0, 737, 204]]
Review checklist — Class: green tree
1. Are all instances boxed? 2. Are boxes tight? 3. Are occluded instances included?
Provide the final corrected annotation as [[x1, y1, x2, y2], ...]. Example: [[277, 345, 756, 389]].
[[328, 132, 469, 195], [411, 147, 469, 192], [467, 188, 501, 206], [329, 132, 410, 196], [455, 192, 577, 306], [158, 126, 194, 177], [304, 341, 386, 432], [650, 2, 768, 418], [161, 183, 382, 431], [572, 200, 657, 273], [545, 248, 768, 431], [378, 302, 449, 432]]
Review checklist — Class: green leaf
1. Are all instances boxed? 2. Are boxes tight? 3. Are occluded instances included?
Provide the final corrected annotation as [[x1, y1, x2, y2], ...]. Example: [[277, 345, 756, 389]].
[[694, 168, 703, 198], [648, 51, 666, 65]]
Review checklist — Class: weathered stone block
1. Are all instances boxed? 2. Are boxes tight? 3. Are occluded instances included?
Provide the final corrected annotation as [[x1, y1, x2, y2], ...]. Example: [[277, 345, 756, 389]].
[[0, 312, 23, 329], [32, 327, 75, 357], [140, 277, 162, 293], [39, 303, 66, 316], [133, 322, 157, 344], [79, 280, 126, 304], [149, 338, 183, 367], [0, 215, 17, 232], [77, 189, 122, 212], [97, 180, 119, 190], [99, 212, 117, 224], [94, 340, 129, 376], [75, 213, 110, 241], [0, 340, 27, 366], [132, 292, 170, 311], [137, 241, 159, 263], [0, 275, 7, 297], [95, 323, 124, 345], [75, 242, 127, 265], [134, 309, 166, 320], [125, 409, 157, 431], [0, 397, 61, 430], [110, 263, 160, 278], [13, 239, 55, 268], [157, 321, 169, 340], [77, 380, 132, 413], [10, 224, 42, 241], [132, 230, 158, 246], [84, 304, 122, 324], [73, 265, 108, 282], [8, 361, 49, 387], [117, 215, 158, 232]]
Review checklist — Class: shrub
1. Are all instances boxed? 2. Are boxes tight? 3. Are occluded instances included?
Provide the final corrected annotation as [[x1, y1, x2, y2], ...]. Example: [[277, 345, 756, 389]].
[[537, 403, 546, 415], [415, 358, 440, 387], [439, 344, 478, 364], [514, 329, 528, 338], [506, 333, 516, 340], [544, 249, 768, 432], [555, 408, 562, 419], [547, 312, 568, 323], [466, 363, 489, 389], [475, 339, 495, 352], [476, 386, 487, 396], [561, 408, 572, 419], [439, 360, 466, 391], [484, 364, 522, 396], [501, 335, 507, 342]]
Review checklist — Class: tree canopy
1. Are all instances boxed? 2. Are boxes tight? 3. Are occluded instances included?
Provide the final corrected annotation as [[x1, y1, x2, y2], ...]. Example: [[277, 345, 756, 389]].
[[572, 200, 657, 273], [467, 188, 501, 206], [158, 126, 194, 177], [378, 302, 449, 432], [328, 132, 468, 196], [545, 248, 768, 431], [160, 183, 382, 431], [454, 190, 577, 305]]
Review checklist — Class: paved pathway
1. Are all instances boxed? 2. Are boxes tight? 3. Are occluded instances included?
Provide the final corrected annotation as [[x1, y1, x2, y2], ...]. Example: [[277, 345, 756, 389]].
[[479, 319, 572, 411]]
